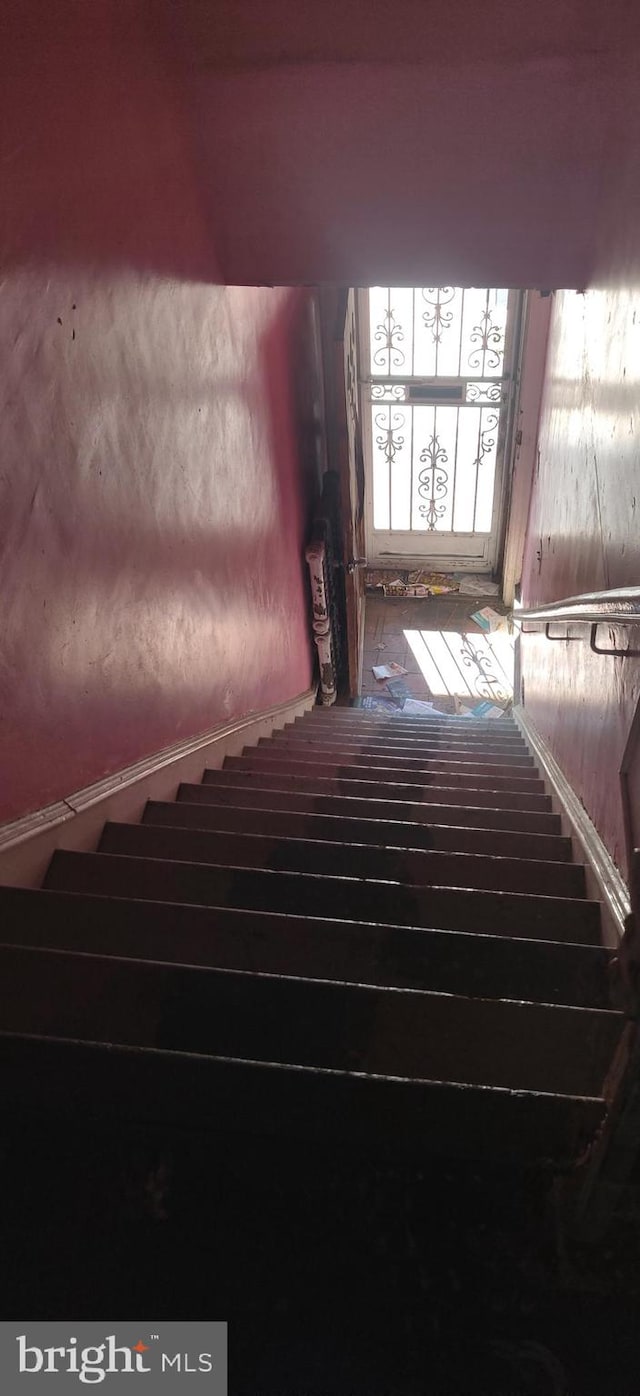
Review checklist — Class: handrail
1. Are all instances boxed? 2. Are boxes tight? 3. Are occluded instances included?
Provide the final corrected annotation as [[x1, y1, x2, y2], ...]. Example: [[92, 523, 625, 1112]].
[[514, 586, 640, 627]]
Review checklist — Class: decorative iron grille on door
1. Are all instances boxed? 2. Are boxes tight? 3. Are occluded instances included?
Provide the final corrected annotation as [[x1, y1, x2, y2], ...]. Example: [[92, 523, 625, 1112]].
[[359, 287, 521, 569]]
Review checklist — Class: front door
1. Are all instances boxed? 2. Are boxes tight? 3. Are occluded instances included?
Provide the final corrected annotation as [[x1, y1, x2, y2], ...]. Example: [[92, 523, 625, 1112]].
[[359, 286, 522, 571]]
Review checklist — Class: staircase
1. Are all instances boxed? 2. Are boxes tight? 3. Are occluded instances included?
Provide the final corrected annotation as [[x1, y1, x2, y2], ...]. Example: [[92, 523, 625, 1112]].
[[0, 706, 623, 1166]]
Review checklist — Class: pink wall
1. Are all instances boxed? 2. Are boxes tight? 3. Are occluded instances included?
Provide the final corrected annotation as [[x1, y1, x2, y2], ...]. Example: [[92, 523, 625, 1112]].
[[6, 1, 639, 290], [171, 0, 640, 288], [0, 268, 318, 824], [1, 1, 216, 282], [168, 0, 629, 70], [0, 3, 321, 824], [519, 281, 640, 878], [186, 59, 603, 289], [4, 0, 640, 823]]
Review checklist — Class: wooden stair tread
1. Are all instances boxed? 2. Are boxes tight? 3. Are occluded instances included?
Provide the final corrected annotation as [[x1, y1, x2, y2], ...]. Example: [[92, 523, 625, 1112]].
[[223, 752, 546, 793], [0, 886, 612, 1008], [201, 766, 552, 813], [267, 734, 535, 766], [178, 780, 562, 835], [286, 718, 528, 745], [299, 710, 521, 731], [0, 1032, 607, 1164], [0, 943, 621, 1096], [43, 849, 602, 944], [99, 820, 586, 899], [145, 796, 572, 861]]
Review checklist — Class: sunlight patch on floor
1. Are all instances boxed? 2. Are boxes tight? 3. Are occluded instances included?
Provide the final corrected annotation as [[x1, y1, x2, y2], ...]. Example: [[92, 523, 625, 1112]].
[[404, 629, 514, 701]]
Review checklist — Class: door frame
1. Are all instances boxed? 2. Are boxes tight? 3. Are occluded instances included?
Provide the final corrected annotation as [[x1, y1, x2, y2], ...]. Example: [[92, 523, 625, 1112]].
[[357, 287, 525, 573], [318, 287, 367, 697]]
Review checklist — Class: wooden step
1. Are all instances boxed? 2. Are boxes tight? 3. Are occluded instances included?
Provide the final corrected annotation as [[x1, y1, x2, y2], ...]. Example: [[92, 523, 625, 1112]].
[[296, 711, 523, 740], [201, 766, 552, 813], [145, 797, 572, 863], [301, 706, 520, 725], [178, 779, 561, 836], [99, 821, 586, 899], [292, 727, 528, 753], [0, 886, 613, 1008], [0, 944, 621, 1097], [44, 850, 602, 944], [268, 732, 535, 767], [289, 729, 530, 756], [223, 753, 545, 795], [0, 1032, 606, 1163], [0, 694, 615, 1181], [243, 747, 541, 784], [286, 717, 529, 749]]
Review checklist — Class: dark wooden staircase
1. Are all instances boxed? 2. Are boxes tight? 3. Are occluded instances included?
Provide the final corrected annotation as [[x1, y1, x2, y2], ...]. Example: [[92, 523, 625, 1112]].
[[0, 706, 623, 1169]]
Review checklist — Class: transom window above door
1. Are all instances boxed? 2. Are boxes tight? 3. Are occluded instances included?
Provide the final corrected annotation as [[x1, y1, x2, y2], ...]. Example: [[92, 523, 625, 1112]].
[[359, 287, 521, 570]]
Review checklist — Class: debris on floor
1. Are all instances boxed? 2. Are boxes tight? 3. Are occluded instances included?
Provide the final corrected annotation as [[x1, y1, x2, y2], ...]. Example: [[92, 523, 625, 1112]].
[[386, 677, 413, 706], [371, 662, 408, 680], [471, 605, 511, 633], [401, 698, 440, 716]]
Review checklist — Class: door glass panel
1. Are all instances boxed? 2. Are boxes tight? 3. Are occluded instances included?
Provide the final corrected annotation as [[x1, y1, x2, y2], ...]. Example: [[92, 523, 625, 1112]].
[[369, 287, 509, 382], [364, 286, 514, 554]]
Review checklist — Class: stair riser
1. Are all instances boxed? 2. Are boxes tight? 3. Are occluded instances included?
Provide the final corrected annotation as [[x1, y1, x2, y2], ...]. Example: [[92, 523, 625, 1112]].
[[0, 1034, 606, 1163], [296, 714, 522, 740], [145, 798, 572, 863], [222, 756, 546, 796], [0, 887, 612, 1008], [101, 822, 585, 899], [202, 768, 552, 813], [259, 742, 533, 776], [178, 781, 561, 834], [0, 946, 619, 1096], [44, 851, 602, 944], [298, 709, 520, 727], [292, 731, 528, 754], [266, 742, 533, 776], [279, 725, 531, 759], [244, 748, 541, 784]]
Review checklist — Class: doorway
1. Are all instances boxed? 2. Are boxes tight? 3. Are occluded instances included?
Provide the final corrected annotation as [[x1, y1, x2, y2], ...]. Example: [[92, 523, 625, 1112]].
[[358, 287, 523, 571]]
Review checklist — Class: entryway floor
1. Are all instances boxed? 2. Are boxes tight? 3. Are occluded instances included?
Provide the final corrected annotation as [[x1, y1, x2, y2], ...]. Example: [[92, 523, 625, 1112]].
[[361, 592, 513, 710]]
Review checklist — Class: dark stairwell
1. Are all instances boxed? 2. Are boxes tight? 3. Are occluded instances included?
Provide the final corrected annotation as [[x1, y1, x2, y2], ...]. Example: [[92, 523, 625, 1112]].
[[0, 704, 634, 1392]]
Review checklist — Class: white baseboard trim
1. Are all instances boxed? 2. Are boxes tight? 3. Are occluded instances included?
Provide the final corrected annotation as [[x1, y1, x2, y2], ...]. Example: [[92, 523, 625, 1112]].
[[514, 707, 632, 948], [0, 687, 317, 889]]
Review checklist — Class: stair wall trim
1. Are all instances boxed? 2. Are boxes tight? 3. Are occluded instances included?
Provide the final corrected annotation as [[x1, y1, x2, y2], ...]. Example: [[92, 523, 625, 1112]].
[[0, 687, 317, 888], [514, 707, 631, 948]]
